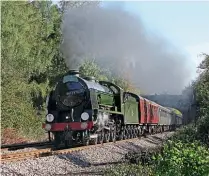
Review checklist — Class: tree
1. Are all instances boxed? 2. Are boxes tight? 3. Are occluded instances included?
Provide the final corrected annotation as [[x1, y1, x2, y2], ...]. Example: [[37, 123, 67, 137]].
[[79, 59, 108, 81], [195, 54, 209, 115], [78, 59, 140, 94], [1, 1, 63, 139], [194, 54, 209, 143], [59, 0, 100, 12]]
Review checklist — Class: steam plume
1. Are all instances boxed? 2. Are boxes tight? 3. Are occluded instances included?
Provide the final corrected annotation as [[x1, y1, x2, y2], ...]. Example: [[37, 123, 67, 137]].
[[61, 5, 191, 94]]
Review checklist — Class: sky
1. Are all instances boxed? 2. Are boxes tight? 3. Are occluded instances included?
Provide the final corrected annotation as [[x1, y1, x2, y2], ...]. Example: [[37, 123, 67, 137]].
[[101, 1, 209, 81]]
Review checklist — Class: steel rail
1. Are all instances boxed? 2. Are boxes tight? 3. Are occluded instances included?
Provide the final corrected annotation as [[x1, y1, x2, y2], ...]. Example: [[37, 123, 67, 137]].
[[1, 141, 52, 151], [1, 137, 145, 163]]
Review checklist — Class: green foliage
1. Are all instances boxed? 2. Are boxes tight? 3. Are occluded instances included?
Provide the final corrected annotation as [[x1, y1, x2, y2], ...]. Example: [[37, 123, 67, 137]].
[[196, 54, 209, 110], [106, 124, 209, 176], [194, 54, 209, 144], [79, 59, 139, 93], [2, 1, 60, 78], [154, 141, 209, 176], [169, 125, 198, 143], [79, 59, 109, 81], [124, 150, 160, 166], [196, 116, 209, 144], [1, 1, 63, 139], [1, 68, 45, 138], [108, 140, 209, 176], [111, 76, 139, 93], [105, 164, 153, 176]]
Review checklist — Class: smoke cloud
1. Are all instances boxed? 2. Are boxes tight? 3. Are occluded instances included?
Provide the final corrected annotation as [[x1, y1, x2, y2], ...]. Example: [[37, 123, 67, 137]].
[[61, 5, 191, 94]]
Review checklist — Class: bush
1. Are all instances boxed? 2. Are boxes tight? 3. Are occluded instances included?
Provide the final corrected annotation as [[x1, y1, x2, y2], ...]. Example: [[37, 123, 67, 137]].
[[124, 149, 161, 166], [1, 69, 45, 139], [105, 164, 153, 176], [196, 113, 209, 146], [154, 141, 209, 176], [105, 138, 209, 176], [169, 125, 198, 143]]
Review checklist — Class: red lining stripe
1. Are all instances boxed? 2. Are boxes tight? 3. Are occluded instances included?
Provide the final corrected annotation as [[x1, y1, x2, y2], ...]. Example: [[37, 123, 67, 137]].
[[42, 122, 93, 131]]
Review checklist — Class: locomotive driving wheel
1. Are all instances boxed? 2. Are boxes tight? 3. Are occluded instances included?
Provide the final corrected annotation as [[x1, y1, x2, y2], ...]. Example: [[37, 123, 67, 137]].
[[124, 127, 128, 139], [130, 126, 134, 138], [126, 126, 131, 139], [110, 127, 116, 142], [53, 132, 63, 149], [92, 136, 98, 145], [119, 127, 125, 140], [65, 140, 73, 148], [137, 127, 141, 137], [133, 126, 137, 138], [83, 138, 90, 146], [109, 120, 116, 142], [82, 132, 90, 146], [104, 131, 110, 143], [98, 130, 104, 144]]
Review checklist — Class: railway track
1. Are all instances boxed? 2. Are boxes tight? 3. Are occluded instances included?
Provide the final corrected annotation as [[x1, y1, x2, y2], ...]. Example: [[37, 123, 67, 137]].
[[1, 141, 52, 151], [1, 128, 178, 163], [1, 137, 145, 163]]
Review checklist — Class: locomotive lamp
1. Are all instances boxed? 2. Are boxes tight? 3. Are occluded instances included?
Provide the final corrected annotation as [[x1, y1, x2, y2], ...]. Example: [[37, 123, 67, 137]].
[[81, 112, 89, 121], [46, 114, 54, 122], [80, 122, 88, 129], [45, 124, 51, 131]]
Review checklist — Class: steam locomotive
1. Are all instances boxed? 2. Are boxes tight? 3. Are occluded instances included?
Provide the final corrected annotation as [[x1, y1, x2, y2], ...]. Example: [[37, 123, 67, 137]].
[[42, 70, 182, 148]]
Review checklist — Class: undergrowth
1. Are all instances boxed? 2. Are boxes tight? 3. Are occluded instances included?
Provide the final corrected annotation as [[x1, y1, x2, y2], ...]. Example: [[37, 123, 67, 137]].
[[105, 126, 209, 176]]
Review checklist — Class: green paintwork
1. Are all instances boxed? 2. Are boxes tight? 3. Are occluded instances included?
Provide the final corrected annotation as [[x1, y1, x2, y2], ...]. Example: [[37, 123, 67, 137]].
[[123, 94, 139, 124], [98, 92, 114, 106], [99, 109, 123, 115], [87, 81, 140, 124], [87, 81, 125, 119], [99, 81, 124, 112]]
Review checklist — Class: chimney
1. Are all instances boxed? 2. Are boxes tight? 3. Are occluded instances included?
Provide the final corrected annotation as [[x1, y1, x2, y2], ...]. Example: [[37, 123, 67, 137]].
[[84, 76, 96, 82], [68, 69, 80, 77]]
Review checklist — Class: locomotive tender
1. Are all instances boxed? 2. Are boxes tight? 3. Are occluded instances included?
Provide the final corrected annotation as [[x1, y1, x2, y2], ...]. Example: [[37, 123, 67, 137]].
[[43, 70, 182, 148]]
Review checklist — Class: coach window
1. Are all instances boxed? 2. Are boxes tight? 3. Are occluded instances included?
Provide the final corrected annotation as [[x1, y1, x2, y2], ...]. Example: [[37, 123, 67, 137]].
[[102, 85, 112, 94], [110, 86, 118, 94]]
